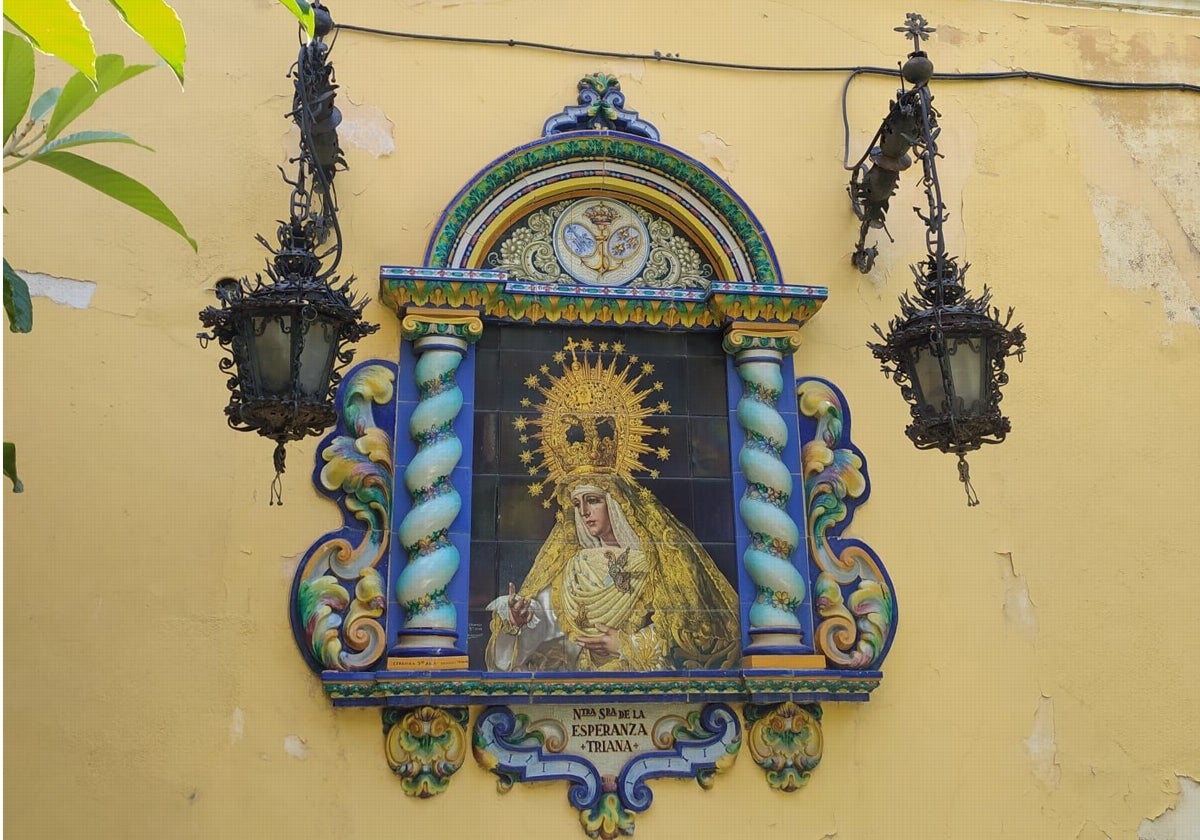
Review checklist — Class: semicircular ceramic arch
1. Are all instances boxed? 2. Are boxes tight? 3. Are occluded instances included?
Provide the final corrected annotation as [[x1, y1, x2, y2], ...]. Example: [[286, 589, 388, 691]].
[[424, 131, 783, 288]]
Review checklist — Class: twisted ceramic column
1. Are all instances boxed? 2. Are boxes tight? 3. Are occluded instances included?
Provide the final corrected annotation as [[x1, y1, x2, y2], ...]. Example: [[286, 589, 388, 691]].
[[725, 325, 806, 654], [392, 311, 482, 659]]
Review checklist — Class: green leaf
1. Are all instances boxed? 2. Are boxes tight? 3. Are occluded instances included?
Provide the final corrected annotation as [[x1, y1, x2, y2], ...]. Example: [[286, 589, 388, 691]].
[[40, 130, 152, 154], [4, 442, 24, 493], [32, 151, 197, 250], [4, 258, 33, 333], [46, 55, 153, 141], [29, 86, 62, 123], [106, 0, 186, 86], [4, 32, 36, 144], [3, 0, 97, 83], [276, 0, 316, 38]]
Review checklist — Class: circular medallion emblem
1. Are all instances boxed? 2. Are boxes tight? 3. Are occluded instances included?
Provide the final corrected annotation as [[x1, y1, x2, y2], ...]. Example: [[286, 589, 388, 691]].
[[552, 198, 649, 286]]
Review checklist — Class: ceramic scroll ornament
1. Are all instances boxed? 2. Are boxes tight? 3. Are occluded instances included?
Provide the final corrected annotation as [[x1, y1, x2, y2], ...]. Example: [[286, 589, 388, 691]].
[[744, 701, 823, 791], [797, 378, 897, 668], [542, 73, 660, 139], [291, 362, 396, 671], [383, 706, 469, 797]]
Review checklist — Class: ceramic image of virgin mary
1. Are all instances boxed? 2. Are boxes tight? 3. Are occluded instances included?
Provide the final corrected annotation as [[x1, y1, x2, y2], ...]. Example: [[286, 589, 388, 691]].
[[486, 338, 740, 672]]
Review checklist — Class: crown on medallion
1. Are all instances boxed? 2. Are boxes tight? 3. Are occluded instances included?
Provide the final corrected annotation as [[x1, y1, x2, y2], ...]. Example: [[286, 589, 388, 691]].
[[513, 337, 673, 504], [582, 202, 618, 228]]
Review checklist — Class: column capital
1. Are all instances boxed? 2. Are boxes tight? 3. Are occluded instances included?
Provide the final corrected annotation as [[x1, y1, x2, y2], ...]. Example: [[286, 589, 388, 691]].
[[722, 321, 803, 357], [400, 306, 484, 344]]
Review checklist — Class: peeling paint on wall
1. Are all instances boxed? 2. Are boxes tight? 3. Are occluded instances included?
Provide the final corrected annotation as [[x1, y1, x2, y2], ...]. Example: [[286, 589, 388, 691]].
[[1032, 1, 1200, 20], [283, 734, 309, 760], [281, 98, 395, 162], [1139, 777, 1200, 840], [16, 270, 96, 309], [1097, 105, 1200, 263], [937, 24, 967, 45], [996, 552, 1038, 642], [338, 99, 396, 158], [1060, 23, 1200, 333], [281, 552, 303, 580], [698, 131, 737, 178], [1088, 186, 1200, 329], [1076, 821, 1114, 840], [1025, 696, 1061, 788], [597, 59, 646, 83], [230, 707, 244, 743]]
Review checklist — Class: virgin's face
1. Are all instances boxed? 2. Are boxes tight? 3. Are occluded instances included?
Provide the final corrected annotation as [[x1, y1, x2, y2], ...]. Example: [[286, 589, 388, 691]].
[[573, 491, 616, 545]]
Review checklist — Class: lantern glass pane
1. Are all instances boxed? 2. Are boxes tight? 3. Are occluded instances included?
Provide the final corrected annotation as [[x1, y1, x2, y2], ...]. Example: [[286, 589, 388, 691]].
[[947, 335, 987, 414], [297, 318, 338, 398], [912, 345, 947, 415], [250, 315, 293, 397]]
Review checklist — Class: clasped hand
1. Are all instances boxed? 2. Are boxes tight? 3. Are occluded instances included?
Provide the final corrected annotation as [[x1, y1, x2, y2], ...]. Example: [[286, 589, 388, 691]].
[[576, 623, 620, 656], [505, 583, 619, 656]]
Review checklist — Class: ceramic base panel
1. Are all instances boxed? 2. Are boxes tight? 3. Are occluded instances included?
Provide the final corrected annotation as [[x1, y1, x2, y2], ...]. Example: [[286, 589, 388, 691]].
[[474, 703, 740, 839]]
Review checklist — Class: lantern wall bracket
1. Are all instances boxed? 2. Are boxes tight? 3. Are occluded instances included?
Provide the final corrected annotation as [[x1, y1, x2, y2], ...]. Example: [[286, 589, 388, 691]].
[[852, 13, 1026, 504], [197, 1, 377, 502]]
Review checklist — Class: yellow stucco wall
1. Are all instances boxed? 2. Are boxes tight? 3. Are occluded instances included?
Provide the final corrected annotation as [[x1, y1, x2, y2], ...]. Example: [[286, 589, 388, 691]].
[[4, 1, 1199, 837]]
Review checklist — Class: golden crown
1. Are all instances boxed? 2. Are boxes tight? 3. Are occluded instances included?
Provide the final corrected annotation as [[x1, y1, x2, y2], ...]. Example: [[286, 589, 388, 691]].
[[514, 337, 672, 506], [582, 202, 618, 228]]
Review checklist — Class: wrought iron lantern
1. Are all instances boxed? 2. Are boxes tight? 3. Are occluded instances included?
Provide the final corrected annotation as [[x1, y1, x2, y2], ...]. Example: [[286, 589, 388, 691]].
[[852, 14, 1025, 504], [198, 2, 376, 503]]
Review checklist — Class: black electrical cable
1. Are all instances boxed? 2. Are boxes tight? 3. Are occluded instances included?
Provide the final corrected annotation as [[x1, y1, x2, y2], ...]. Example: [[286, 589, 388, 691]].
[[332, 21, 1199, 173], [332, 21, 1200, 94]]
